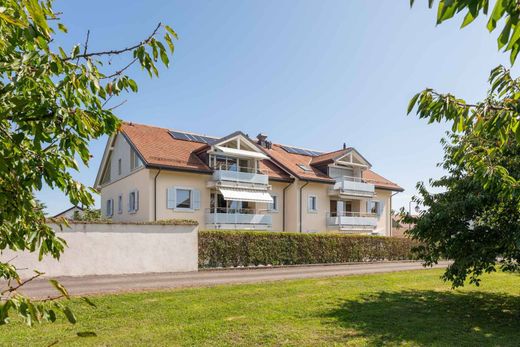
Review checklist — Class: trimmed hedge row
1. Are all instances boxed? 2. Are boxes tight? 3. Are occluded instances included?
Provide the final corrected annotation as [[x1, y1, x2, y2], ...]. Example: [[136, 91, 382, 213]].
[[198, 230, 418, 268]]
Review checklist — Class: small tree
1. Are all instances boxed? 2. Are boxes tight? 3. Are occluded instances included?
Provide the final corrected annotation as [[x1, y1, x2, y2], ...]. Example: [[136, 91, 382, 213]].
[[0, 0, 176, 324]]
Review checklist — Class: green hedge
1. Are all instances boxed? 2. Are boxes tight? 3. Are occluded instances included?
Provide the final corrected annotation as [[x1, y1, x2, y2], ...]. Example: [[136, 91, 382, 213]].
[[198, 230, 418, 268]]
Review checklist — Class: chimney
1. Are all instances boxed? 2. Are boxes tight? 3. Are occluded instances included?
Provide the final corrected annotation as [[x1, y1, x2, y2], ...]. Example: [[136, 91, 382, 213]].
[[343, 143, 347, 150]]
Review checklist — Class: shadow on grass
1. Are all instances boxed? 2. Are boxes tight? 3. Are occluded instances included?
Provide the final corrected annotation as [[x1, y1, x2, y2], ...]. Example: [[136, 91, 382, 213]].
[[325, 290, 520, 346]]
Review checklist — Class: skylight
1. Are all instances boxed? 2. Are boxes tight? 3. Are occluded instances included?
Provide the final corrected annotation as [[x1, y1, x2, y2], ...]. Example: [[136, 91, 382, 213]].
[[297, 163, 312, 172]]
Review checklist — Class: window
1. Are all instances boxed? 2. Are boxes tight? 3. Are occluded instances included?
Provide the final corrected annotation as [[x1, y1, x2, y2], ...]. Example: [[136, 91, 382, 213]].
[[118, 158, 122, 176], [167, 187, 201, 211], [128, 190, 139, 213], [176, 189, 191, 209], [117, 194, 123, 214], [298, 163, 312, 172], [268, 195, 278, 212], [308, 195, 317, 212], [369, 200, 383, 216], [130, 149, 140, 171], [106, 199, 114, 217]]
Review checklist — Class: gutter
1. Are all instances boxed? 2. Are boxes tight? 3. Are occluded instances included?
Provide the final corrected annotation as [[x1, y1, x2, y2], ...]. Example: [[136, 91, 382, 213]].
[[154, 168, 161, 221], [299, 181, 309, 233], [282, 180, 294, 232]]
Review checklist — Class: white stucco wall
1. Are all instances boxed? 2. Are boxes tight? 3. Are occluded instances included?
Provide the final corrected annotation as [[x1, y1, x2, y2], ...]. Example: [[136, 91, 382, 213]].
[[1, 223, 198, 277]]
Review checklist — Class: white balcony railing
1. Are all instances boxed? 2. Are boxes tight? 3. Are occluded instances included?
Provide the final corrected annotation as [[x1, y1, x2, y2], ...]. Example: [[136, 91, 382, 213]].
[[327, 211, 378, 229], [206, 208, 272, 225], [331, 175, 375, 197], [212, 164, 269, 185]]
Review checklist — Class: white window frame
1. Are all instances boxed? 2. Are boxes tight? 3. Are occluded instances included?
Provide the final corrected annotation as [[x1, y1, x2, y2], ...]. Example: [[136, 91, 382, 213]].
[[117, 194, 123, 214], [369, 200, 383, 217], [167, 186, 201, 212], [268, 195, 279, 212], [308, 195, 318, 213], [130, 149, 141, 171], [106, 198, 114, 217], [128, 189, 139, 213], [175, 188, 192, 211]]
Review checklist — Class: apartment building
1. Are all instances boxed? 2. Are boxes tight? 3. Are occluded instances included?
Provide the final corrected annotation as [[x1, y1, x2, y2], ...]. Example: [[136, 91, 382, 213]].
[[94, 122, 403, 235]]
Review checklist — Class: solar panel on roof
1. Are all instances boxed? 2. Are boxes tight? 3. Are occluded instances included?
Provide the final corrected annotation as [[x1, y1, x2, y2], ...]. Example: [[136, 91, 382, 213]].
[[170, 131, 216, 144], [281, 145, 322, 156]]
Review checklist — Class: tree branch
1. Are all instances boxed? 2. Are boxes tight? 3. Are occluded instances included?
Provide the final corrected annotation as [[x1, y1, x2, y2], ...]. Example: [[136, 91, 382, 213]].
[[62, 23, 161, 62], [1, 272, 42, 295]]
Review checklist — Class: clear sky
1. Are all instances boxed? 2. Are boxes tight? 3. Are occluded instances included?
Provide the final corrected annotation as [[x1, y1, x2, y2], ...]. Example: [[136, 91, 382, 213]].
[[38, 0, 514, 215]]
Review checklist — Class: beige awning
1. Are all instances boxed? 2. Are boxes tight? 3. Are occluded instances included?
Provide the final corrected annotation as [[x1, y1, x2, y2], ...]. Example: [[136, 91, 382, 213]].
[[218, 187, 273, 203]]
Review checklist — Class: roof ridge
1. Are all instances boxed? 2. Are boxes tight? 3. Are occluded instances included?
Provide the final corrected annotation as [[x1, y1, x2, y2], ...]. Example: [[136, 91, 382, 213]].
[[122, 121, 218, 139]]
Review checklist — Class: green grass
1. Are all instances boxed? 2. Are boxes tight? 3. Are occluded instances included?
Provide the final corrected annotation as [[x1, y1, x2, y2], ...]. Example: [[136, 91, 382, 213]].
[[1, 269, 520, 346]]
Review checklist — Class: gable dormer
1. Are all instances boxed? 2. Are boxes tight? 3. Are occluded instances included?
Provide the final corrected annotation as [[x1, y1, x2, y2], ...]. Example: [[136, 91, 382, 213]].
[[206, 131, 269, 173]]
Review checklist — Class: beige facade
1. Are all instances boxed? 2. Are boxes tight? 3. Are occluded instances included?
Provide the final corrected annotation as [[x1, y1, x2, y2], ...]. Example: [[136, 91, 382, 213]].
[[96, 130, 402, 236]]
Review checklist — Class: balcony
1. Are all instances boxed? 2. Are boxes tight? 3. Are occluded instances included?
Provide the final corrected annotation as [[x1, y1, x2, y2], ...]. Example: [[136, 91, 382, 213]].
[[205, 208, 272, 228], [212, 164, 269, 186], [327, 211, 377, 231], [329, 176, 375, 198]]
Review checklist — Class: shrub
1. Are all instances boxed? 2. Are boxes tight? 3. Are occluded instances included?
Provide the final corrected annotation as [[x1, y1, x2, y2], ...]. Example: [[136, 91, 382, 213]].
[[198, 230, 419, 268]]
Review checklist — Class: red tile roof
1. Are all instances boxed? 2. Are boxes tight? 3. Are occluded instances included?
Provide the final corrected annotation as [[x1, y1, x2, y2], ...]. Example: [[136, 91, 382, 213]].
[[119, 122, 403, 191]]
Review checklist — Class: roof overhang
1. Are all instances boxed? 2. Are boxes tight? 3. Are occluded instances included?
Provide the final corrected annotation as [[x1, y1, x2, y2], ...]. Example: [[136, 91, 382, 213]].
[[212, 146, 269, 159]]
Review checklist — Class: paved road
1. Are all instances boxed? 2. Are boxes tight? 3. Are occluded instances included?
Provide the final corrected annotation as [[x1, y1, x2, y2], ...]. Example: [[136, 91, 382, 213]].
[[18, 261, 449, 299]]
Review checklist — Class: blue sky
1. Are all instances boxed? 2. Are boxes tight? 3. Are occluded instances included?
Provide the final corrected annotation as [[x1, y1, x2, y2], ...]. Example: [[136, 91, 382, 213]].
[[38, 0, 513, 215]]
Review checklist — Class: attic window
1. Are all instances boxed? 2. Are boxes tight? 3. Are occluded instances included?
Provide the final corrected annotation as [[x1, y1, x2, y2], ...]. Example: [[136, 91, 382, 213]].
[[297, 163, 312, 172]]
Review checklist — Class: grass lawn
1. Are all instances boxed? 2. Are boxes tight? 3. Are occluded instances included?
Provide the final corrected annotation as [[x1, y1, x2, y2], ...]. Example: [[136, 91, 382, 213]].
[[1, 269, 520, 346]]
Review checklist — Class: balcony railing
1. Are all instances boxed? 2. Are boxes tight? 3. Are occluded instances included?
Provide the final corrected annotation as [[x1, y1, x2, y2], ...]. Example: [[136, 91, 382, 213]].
[[206, 208, 272, 225], [212, 164, 269, 185], [327, 211, 378, 228], [331, 175, 375, 197]]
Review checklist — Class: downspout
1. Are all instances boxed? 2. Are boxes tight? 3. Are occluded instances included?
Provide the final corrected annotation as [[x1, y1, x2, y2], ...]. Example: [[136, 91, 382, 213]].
[[390, 191, 399, 237], [299, 181, 309, 233], [154, 168, 161, 221], [282, 180, 294, 232]]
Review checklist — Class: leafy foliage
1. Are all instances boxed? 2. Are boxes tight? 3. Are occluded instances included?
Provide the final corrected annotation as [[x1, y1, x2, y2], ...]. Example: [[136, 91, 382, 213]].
[[408, 1, 520, 287], [404, 132, 520, 287], [411, 0, 520, 64], [72, 208, 103, 222], [199, 230, 418, 268], [0, 0, 176, 325]]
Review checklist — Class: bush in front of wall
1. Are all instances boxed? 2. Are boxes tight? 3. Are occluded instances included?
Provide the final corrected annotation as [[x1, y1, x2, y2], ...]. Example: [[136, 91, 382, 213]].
[[198, 230, 419, 268]]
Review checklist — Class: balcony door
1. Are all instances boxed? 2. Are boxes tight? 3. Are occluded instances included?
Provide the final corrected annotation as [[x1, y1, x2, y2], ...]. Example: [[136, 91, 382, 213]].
[[330, 200, 353, 217], [210, 192, 253, 214]]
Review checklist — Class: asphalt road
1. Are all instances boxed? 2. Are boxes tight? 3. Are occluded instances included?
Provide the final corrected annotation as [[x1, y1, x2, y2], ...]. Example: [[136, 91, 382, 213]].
[[17, 261, 449, 299]]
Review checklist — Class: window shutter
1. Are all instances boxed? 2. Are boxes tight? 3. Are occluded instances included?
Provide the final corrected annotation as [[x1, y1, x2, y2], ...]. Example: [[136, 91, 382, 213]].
[[128, 193, 132, 212], [167, 187, 176, 209], [378, 200, 385, 216], [192, 189, 201, 210], [136, 190, 140, 211], [308, 196, 312, 211]]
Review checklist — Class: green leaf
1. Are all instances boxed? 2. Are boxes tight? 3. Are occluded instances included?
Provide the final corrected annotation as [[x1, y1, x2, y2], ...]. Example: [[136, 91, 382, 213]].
[[49, 279, 70, 299], [58, 23, 68, 33], [487, 0, 505, 32], [62, 307, 76, 324], [0, 12, 28, 27], [497, 17, 512, 50], [461, 10, 476, 28], [408, 93, 420, 114], [164, 25, 178, 40], [81, 297, 97, 308]]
